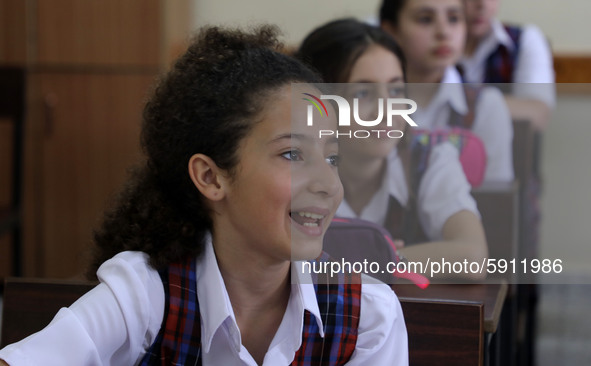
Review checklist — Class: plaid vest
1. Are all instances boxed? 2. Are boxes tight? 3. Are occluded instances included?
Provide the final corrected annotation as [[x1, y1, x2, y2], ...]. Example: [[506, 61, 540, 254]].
[[483, 25, 522, 83], [139, 253, 361, 365]]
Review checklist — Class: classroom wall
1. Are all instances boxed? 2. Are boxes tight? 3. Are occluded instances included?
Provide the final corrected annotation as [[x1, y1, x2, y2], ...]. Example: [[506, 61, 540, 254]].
[[192, 0, 382, 46], [497, 0, 591, 53], [192, 0, 591, 53]]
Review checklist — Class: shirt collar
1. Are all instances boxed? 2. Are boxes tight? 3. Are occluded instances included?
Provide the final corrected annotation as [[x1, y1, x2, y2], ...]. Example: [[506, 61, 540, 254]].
[[491, 18, 515, 51], [291, 262, 325, 338], [336, 148, 406, 227], [385, 148, 408, 206], [196, 235, 326, 354], [461, 19, 515, 72], [196, 234, 239, 353], [429, 67, 468, 115]]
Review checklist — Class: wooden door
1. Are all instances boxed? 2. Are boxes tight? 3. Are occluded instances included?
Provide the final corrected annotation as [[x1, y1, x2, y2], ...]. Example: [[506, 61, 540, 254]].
[[23, 71, 155, 277], [34, 0, 162, 67]]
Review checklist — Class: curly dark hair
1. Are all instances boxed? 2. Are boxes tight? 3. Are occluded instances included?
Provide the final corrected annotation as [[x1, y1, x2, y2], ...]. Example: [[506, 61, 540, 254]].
[[87, 25, 321, 279]]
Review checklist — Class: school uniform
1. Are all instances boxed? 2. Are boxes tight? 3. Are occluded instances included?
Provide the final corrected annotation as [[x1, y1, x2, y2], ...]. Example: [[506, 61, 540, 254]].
[[459, 18, 556, 108], [410, 67, 514, 182], [337, 142, 479, 242], [0, 235, 408, 366]]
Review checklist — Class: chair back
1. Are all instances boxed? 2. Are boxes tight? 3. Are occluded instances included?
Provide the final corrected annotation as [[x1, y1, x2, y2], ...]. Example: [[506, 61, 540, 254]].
[[400, 298, 484, 366], [1, 277, 96, 348]]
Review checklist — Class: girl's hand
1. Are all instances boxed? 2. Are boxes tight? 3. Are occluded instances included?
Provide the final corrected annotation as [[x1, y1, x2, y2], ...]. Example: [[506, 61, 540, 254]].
[[392, 239, 405, 249]]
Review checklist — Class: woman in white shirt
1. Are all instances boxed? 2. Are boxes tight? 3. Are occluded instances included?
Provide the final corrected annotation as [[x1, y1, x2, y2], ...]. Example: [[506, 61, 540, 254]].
[[0, 26, 408, 366], [379, 0, 515, 182], [297, 18, 487, 279]]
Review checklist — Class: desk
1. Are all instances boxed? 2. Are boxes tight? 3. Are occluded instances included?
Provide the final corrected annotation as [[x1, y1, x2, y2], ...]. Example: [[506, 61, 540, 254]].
[[392, 283, 507, 333], [391, 283, 507, 366]]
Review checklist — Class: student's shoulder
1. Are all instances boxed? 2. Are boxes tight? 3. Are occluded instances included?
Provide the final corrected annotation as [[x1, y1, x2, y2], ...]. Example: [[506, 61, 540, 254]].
[[360, 274, 399, 307], [98, 251, 153, 273], [358, 275, 405, 337], [96, 251, 163, 292], [520, 24, 547, 43]]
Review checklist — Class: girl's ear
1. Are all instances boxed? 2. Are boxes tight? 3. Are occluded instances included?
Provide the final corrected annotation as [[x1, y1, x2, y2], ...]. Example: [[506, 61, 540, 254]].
[[188, 153, 227, 201]]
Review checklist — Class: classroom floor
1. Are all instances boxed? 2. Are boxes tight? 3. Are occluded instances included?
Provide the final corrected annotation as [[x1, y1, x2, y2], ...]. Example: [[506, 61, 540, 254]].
[[536, 283, 591, 365]]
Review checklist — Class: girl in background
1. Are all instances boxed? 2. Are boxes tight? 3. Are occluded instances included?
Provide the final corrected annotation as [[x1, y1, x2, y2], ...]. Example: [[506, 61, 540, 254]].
[[460, 0, 555, 131], [297, 18, 487, 280], [379, 0, 515, 182]]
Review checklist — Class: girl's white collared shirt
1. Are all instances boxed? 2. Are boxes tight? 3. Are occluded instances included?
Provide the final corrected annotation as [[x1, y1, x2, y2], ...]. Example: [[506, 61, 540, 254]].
[[337, 142, 479, 241], [0, 237, 408, 366]]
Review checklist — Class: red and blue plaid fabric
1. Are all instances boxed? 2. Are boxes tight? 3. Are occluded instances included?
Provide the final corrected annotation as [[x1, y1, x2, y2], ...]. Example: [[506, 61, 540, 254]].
[[139, 257, 202, 366], [292, 252, 361, 365], [483, 25, 522, 84], [139, 252, 361, 365]]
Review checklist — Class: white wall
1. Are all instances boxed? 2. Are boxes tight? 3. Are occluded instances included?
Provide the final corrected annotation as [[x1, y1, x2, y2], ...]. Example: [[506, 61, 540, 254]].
[[193, 0, 381, 46], [193, 0, 591, 53], [497, 0, 591, 53]]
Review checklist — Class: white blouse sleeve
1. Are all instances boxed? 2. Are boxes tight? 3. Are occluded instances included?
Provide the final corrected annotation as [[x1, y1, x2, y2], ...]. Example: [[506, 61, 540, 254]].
[[0, 251, 165, 366], [417, 142, 480, 240], [512, 24, 556, 108], [471, 87, 515, 182], [347, 277, 408, 365]]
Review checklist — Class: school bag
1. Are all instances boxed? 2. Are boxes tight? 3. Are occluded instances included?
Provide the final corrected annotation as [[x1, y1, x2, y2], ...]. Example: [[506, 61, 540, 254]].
[[412, 127, 487, 188], [323, 217, 429, 288]]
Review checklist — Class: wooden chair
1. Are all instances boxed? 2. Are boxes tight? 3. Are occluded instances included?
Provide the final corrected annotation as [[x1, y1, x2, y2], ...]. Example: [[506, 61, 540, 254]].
[[0, 67, 26, 277], [400, 298, 484, 366], [512, 119, 541, 366], [0, 277, 96, 348], [471, 180, 520, 282]]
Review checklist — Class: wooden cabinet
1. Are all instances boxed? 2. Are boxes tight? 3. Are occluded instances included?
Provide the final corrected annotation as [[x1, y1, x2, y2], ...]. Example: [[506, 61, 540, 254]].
[[1, 0, 193, 278]]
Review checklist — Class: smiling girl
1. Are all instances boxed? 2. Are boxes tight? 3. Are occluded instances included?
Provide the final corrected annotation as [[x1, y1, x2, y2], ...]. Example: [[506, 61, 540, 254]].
[[0, 26, 407, 366]]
